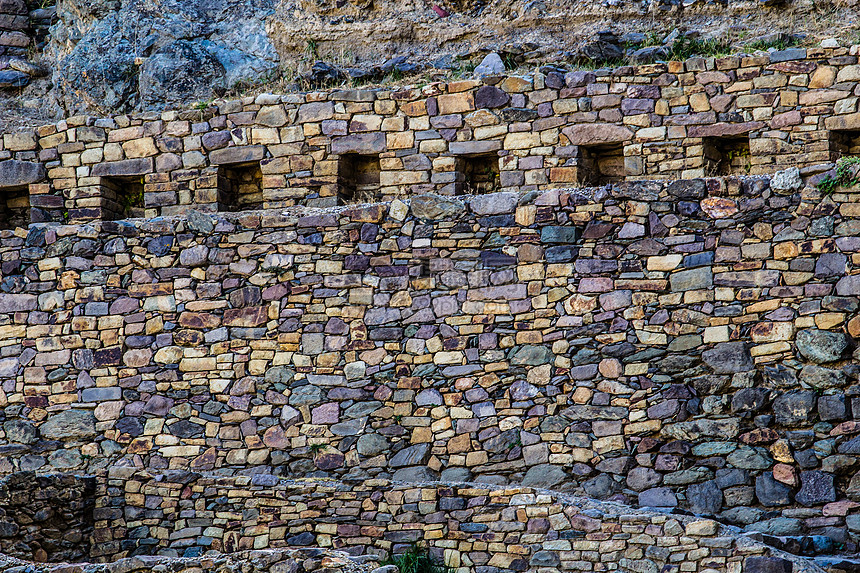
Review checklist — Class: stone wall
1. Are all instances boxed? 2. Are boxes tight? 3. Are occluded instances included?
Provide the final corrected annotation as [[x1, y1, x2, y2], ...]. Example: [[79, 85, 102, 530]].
[[0, 546, 378, 573], [6, 46, 860, 222], [0, 174, 859, 544], [0, 472, 95, 562], [0, 0, 29, 59], [92, 469, 809, 573]]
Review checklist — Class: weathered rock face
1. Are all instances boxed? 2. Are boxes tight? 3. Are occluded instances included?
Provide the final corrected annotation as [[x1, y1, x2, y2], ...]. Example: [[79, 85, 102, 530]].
[[50, 0, 279, 113]]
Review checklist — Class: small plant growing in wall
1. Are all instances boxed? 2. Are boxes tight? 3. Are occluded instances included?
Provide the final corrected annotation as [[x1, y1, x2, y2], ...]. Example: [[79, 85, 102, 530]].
[[383, 544, 452, 573], [816, 156, 860, 194], [308, 442, 327, 456]]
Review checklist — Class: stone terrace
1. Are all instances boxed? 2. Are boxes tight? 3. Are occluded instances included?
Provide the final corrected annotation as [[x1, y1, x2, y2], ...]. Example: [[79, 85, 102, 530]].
[[3, 46, 860, 223]]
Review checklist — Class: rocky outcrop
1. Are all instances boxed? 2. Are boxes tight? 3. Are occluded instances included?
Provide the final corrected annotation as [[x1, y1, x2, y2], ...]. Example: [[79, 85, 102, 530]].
[[50, 0, 279, 113]]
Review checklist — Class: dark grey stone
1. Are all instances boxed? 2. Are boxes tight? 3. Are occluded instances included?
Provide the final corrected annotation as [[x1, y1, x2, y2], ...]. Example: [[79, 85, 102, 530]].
[[744, 557, 793, 573], [331, 132, 386, 155], [702, 342, 753, 374], [638, 487, 677, 507], [731, 388, 769, 413], [392, 466, 440, 482], [818, 395, 848, 421], [583, 473, 616, 499], [92, 158, 153, 177], [755, 473, 792, 507], [773, 391, 817, 426], [795, 471, 835, 506], [800, 365, 846, 390], [209, 145, 266, 166], [0, 159, 45, 188], [410, 194, 465, 220], [687, 480, 723, 514], [521, 464, 567, 489], [140, 40, 226, 108], [3, 420, 37, 444], [474, 85, 511, 109], [187, 209, 215, 234], [389, 443, 431, 468]]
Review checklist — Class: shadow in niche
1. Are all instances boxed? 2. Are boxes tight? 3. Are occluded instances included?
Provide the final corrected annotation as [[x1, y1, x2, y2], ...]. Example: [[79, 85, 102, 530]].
[[0, 472, 96, 563]]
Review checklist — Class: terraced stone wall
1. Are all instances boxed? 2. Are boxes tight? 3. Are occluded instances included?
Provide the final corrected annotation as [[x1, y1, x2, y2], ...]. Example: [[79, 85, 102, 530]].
[[92, 469, 796, 573], [0, 175, 859, 544], [9, 45, 860, 222]]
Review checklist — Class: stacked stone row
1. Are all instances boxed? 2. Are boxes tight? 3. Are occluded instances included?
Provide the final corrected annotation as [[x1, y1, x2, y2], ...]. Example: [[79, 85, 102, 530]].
[[0, 546, 377, 573], [92, 468, 801, 573]]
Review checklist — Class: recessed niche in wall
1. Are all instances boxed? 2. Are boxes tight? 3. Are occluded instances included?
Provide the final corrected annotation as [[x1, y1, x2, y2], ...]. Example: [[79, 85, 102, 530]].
[[703, 136, 752, 176], [456, 154, 500, 195], [0, 187, 30, 229], [829, 129, 860, 160], [338, 154, 381, 204], [218, 162, 264, 212], [101, 176, 145, 220], [577, 143, 626, 185]]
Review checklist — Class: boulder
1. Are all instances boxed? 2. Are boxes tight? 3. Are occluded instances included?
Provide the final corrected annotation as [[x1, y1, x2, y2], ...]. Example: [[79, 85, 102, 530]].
[[770, 167, 803, 191], [0, 159, 45, 188], [474, 52, 505, 77], [702, 342, 754, 374], [522, 464, 567, 489], [773, 391, 817, 426], [796, 329, 849, 363], [55, 0, 278, 113], [39, 410, 97, 440], [687, 480, 723, 514], [755, 473, 792, 507], [410, 194, 465, 220], [139, 40, 226, 109]]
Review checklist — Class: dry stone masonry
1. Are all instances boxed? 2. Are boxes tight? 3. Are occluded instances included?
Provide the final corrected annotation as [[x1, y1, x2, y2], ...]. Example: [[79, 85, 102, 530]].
[[9, 45, 860, 223], [90, 469, 817, 573], [1, 45, 860, 573]]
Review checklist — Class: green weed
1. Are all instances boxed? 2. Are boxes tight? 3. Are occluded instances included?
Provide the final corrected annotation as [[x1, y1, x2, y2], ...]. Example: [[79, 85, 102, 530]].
[[667, 36, 733, 61], [383, 544, 451, 573], [816, 156, 860, 194]]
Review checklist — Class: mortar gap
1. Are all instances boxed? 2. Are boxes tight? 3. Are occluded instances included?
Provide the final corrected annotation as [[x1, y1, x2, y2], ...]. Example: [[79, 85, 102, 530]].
[[101, 176, 145, 220], [218, 162, 264, 212], [0, 186, 30, 230], [455, 154, 500, 195], [338, 154, 380, 205], [703, 135, 751, 176], [828, 129, 860, 160], [577, 143, 626, 185]]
